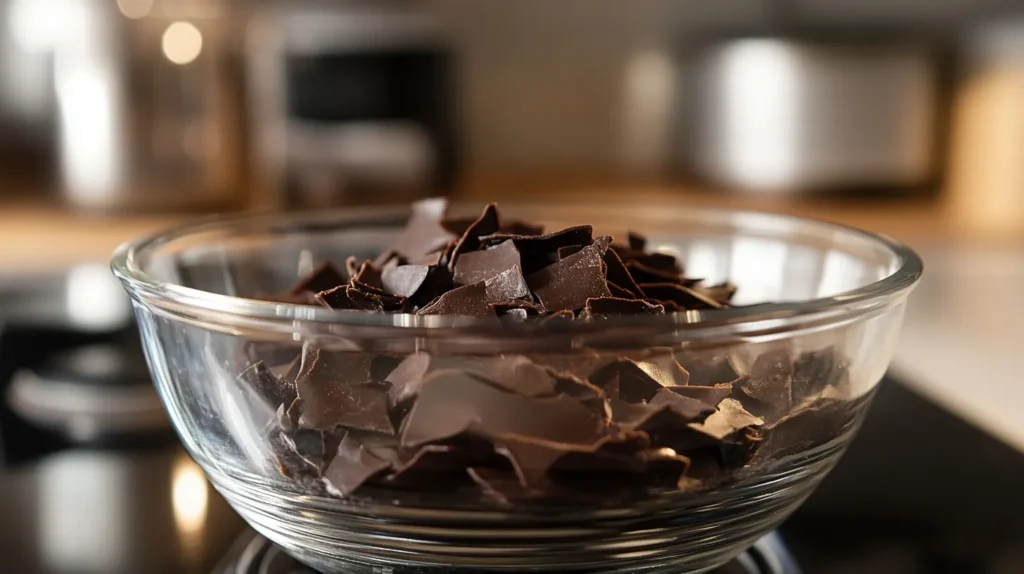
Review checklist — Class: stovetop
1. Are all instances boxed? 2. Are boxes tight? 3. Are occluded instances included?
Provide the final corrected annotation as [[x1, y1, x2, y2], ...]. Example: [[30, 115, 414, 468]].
[[4, 296, 1024, 573]]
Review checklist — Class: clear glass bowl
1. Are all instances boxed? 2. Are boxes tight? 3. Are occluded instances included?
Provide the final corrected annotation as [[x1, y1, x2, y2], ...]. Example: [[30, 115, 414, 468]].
[[111, 202, 922, 573]]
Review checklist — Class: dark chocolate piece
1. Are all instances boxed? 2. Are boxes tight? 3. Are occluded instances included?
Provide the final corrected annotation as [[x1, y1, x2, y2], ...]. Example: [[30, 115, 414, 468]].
[[792, 347, 842, 402], [668, 384, 733, 406], [527, 238, 612, 312], [687, 398, 763, 440], [288, 261, 346, 295], [381, 264, 431, 298], [490, 301, 545, 317], [321, 432, 391, 496], [401, 370, 605, 448], [453, 240, 522, 287], [352, 260, 383, 290], [627, 232, 646, 251], [557, 245, 585, 259], [627, 261, 693, 285], [269, 428, 321, 480], [741, 348, 794, 413], [754, 399, 853, 461], [239, 361, 296, 407], [590, 360, 666, 403], [677, 353, 740, 386], [603, 248, 644, 298], [390, 198, 458, 261], [634, 350, 691, 387], [499, 221, 545, 236], [638, 282, 724, 310], [607, 283, 639, 300], [294, 346, 393, 433], [449, 203, 500, 268], [484, 265, 531, 303], [696, 282, 738, 305], [481, 225, 595, 275], [581, 297, 664, 318], [417, 282, 494, 317]]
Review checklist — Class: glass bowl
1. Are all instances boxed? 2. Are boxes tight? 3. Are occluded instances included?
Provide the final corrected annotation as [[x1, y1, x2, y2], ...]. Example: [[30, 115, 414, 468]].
[[111, 202, 922, 573]]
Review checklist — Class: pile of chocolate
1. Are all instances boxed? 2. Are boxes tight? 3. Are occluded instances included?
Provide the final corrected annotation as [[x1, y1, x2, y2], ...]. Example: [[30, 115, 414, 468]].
[[240, 200, 859, 505]]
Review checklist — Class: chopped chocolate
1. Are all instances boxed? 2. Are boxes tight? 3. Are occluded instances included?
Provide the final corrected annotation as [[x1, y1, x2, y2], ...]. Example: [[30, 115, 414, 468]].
[[687, 399, 764, 441], [603, 248, 644, 298], [481, 225, 595, 275], [484, 265, 531, 303], [453, 240, 522, 287], [449, 203, 501, 268], [381, 264, 431, 298], [527, 239, 612, 312], [668, 384, 733, 406], [322, 432, 391, 496], [741, 348, 794, 414], [696, 282, 738, 305], [239, 361, 296, 407], [239, 199, 867, 504], [288, 261, 346, 295], [417, 282, 494, 317], [401, 370, 605, 449], [638, 282, 724, 310], [792, 347, 842, 402], [581, 297, 664, 319], [390, 198, 458, 261]]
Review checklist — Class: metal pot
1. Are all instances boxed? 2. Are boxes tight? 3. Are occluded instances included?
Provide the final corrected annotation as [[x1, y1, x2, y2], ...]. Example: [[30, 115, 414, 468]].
[[681, 32, 949, 196]]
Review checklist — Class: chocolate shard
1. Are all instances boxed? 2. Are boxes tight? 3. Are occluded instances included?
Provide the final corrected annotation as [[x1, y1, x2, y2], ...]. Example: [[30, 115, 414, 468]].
[[754, 398, 857, 462], [677, 353, 741, 386], [490, 301, 545, 318], [527, 238, 612, 312], [381, 264, 431, 298], [449, 203, 501, 269], [667, 384, 733, 406], [603, 247, 645, 298], [352, 260, 383, 290], [627, 232, 647, 251], [539, 310, 576, 325], [239, 361, 297, 407], [696, 282, 738, 306], [634, 349, 691, 387], [345, 256, 360, 279], [453, 240, 522, 287], [612, 387, 715, 430], [792, 347, 842, 402], [481, 355, 558, 397], [294, 346, 393, 433], [407, 265, 455, 309], [269, 428, 321, 481], [288, 261, 346, 295], [625, 260, 693, 285], [400, 369, 605, 449], [390, 198, 458, 261], [417, 282, 495, 317], [581, 297, 665, 318], [481, 225, 595, 275], [495, 434, 577, 488], [608, 283, 639, 300], [639, 282, 724, 310], [687, 398, 764, 440], [557, 245, 585, 259], [483, 264, 531, 303], [741, 348, 794, 414], [590, 359, 667, 403], [321, 432, 391, 497]]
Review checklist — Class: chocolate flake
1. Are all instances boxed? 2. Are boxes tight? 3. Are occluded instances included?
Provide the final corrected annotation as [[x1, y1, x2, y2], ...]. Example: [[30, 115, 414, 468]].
[[453, 240, 522, 287], [449, 203, 500, 268], [527, 239, 612, 312], [381, 264, 431, 298], [581, 297, 664, 318], [390, 198, 458, 261], [484, 265, 531, 303], [481, 225, 595, 275], [638, 282, 724, 310], [239, 361, 296, 407], [668, 384, 733, 406], [741, 348, 794, 414], [417, 282, 494, 317], [627, 232, 647, 251], [603, 248, 644, 298], [322, 432, 391, 497], [688, 399, 764, 440]]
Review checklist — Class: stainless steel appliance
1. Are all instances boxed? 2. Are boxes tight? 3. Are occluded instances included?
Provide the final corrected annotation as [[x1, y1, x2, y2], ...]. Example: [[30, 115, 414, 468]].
[[681, 32, 948, 195], [246, 3, 459, 210], [43, 0, 247, 211]]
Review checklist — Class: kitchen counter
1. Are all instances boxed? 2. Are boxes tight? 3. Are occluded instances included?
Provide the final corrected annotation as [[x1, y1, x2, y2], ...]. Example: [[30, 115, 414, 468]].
[[2, 183, 1024, 460], [0, 182, 981, 272]]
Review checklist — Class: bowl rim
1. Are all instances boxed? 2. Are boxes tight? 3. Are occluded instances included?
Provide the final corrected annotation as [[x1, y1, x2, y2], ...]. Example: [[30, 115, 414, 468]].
[[110, 201, 923, 334]]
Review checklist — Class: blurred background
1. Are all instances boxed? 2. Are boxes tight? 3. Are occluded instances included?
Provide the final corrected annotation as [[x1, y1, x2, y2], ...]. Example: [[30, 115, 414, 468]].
[[2, 1, 1024, 573]]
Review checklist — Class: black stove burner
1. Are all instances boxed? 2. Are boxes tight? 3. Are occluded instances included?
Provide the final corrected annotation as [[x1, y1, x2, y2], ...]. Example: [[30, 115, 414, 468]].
[[215, 531, 800, 574]]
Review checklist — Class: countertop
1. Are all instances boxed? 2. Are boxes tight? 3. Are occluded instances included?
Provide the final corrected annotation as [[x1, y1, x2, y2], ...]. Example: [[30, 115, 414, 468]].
[[2, 183, 1024, 458]]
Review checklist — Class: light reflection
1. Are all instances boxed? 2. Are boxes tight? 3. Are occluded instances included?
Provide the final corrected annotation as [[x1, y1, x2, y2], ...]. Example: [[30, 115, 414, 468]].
[[162, 21, 203, 65], [172, 455, 209, 537], [117, 0, 153, 19], [55, 56, 121, 202], [716, 40, 800, 190], [65, 264, 132, 331]]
